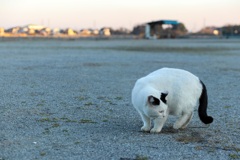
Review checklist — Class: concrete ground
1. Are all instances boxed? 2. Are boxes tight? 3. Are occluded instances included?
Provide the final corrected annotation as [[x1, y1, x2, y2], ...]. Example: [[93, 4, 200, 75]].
[[0, 38, 240, 160]]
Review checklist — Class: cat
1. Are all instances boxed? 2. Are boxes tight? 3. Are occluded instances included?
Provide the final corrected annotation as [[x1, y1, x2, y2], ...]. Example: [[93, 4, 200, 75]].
[[131, 67, 213, 133]]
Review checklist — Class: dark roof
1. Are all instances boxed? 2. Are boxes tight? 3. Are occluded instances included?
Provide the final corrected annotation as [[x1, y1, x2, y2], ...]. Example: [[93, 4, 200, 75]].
[[147, 20, 179, 25]]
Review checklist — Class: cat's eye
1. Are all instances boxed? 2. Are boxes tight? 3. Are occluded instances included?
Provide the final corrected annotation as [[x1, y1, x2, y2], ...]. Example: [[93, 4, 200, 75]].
[[159, 110, 164, 113]]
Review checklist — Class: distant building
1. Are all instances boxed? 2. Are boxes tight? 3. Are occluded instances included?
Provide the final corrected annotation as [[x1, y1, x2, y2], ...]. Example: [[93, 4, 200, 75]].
[[80, 29, 92, 35], [145, 20, 179, 39], [6, 27, 20, 34], [100, 28, 111, 36], [0, 28, 5, 35], [6, 24, 47, 35], [18, 27, 29, 33], [27, 28, 36, 35], [64, 28, 77, 35], [39, 27, 51, 36], [51, 28, 60, 35], [25, 24, 45, 31], [92, 29, 99, 35]]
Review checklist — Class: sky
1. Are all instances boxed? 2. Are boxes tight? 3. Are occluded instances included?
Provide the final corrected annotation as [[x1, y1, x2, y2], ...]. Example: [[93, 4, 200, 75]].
[[1, 0, 240, 32]]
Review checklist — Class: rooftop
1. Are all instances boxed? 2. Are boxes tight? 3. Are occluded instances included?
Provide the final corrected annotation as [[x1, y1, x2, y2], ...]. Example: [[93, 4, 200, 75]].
[[147, 20, 179, 25]]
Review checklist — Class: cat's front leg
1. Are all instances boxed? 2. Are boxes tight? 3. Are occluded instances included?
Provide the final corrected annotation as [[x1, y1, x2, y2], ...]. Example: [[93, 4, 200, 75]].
[[150, 116, 168, 133], [140, 113, 151, 132]]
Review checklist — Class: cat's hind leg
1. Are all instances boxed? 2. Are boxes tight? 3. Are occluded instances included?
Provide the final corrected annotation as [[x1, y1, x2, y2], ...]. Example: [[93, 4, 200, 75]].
[[180, 112, 193, 129], [173, 112, 193, 129], [140, 113, 151, 132]]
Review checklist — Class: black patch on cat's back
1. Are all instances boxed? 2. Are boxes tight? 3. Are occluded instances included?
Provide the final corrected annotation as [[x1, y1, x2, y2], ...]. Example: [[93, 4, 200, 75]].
[[160, 93, 168, 104]]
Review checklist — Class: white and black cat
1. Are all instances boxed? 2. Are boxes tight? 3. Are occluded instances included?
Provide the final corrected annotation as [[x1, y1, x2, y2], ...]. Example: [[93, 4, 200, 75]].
[[131, 67, 213, 133]]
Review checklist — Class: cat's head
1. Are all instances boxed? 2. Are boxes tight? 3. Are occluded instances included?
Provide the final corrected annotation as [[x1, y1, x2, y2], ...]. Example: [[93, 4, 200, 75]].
[[146, 92, 168, 118]]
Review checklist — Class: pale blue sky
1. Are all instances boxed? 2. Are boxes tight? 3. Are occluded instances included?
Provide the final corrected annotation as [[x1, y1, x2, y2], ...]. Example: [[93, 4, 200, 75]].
[[1, 0, 239, 32]]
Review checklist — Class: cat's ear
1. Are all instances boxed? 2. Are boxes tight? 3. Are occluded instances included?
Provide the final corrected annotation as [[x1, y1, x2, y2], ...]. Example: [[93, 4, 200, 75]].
[[148, 96, 160, 106], [160, 92, 168, 104]]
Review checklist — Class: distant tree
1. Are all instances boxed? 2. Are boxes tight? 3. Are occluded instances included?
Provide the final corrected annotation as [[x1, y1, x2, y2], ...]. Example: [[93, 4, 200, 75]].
[[111, 27, 131, 35], [173, 23, 188, 33], [131, 24, 145, 36]]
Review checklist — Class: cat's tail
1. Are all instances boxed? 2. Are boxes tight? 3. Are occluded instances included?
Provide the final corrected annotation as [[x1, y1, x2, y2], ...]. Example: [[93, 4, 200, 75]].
[[198, 80, 213, 124]]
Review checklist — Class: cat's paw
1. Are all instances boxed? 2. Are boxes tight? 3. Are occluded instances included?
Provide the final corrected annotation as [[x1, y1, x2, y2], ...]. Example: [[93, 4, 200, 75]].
[[141, 126, 151, 132], [150, 128, 161, 133]]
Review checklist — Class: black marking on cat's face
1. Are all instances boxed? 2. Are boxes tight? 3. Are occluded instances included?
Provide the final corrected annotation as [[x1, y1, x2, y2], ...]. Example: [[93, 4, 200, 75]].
[[148, 96, 160, 106], [160, 92, 168, 104]]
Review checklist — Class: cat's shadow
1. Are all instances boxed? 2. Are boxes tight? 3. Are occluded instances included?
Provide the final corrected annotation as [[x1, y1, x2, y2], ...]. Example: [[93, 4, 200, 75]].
[[159, 126, 180, 134], [136, 126, 180, 135]]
